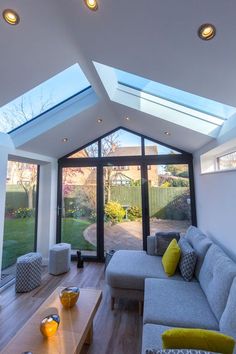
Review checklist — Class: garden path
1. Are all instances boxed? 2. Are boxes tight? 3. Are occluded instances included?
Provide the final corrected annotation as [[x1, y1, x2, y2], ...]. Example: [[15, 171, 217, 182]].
[[84, 219, 190, 251]]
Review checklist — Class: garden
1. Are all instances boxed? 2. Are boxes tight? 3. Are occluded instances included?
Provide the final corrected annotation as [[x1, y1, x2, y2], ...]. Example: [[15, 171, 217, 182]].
[[2, 184, 191, 270]]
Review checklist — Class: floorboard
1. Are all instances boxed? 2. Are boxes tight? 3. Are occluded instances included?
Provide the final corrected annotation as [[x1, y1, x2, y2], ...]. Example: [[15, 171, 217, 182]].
[[0, 262, 142, 354]]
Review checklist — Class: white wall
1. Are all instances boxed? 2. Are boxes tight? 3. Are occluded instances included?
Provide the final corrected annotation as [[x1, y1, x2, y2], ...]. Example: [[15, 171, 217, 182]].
[[194, 147, 236, 259], [37, 161, 58, 263]]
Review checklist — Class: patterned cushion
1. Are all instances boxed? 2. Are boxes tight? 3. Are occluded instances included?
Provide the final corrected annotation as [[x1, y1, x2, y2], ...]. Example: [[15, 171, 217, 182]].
[[155, 232, 180, 256], [146, 350, 217, 354], [15, 252, 42, 293], [178, 238, 197, 281]]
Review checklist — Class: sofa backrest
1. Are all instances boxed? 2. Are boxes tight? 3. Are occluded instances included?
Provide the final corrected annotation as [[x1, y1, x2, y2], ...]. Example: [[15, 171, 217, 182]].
[[185, 226, 212, 279], [220, 276, 236, 339], [199, 244, 236, 321]]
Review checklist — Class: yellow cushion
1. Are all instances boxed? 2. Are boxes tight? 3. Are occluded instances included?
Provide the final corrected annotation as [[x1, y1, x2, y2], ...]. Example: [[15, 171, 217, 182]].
[[162, 239, 181, 276], [162, 328, 235, 354]]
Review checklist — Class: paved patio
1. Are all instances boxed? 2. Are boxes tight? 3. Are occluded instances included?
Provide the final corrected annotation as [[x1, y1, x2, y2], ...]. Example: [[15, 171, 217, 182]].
[[84, 219, 190, 251]]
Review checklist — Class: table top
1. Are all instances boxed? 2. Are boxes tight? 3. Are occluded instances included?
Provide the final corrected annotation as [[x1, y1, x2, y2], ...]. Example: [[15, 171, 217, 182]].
[[1, 287, 102, 354]]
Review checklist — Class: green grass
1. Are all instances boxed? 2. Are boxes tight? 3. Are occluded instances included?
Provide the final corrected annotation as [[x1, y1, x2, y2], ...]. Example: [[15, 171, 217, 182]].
[[2, 217, 95, 270], [2, 218, 36, 270], [61, 218, 95, 251]]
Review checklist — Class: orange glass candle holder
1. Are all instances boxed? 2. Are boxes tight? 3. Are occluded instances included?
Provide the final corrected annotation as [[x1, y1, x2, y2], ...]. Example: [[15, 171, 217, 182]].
[[59, 287, 80, 308], [40, 314, 60, 337]]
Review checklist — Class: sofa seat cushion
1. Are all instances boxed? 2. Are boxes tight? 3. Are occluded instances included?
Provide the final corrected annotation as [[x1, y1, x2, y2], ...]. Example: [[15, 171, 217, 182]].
[[185, 226, 212, 279], [143, 278, 219, 330], [199, 244, 236, 321], [106, 250, 184, 291], [142, 324, 172, 354]]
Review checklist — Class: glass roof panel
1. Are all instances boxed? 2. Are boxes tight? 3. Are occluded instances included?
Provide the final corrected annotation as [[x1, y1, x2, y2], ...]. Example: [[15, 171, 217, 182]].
[[0, 63, 90, 134], [116, 69, 236, 121]]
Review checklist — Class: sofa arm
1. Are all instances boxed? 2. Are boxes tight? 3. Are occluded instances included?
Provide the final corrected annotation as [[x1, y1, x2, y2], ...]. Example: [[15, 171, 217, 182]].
[[147, 235, 155, 255]]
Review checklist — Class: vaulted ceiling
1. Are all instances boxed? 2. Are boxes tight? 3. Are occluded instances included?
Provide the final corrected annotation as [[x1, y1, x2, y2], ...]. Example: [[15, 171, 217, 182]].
[[1, 0, 236, 158]]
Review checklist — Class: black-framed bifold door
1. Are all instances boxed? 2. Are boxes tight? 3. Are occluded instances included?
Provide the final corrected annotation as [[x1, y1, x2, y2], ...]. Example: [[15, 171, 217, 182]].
[[58, 165, 99, 259], [103, 164, 143, 253], [57, 128, 197, 261]]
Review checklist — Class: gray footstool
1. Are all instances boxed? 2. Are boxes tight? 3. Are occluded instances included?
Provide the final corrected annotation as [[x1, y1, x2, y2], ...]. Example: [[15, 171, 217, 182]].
[[15, 252, 42, 293], [49, 243, 71, 275]]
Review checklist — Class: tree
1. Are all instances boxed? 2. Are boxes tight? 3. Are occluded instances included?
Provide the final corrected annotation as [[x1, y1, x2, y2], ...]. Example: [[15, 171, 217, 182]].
[[164, 164, 189, 177], [8, 161, 38, 209], [1, 90, 54, 133]]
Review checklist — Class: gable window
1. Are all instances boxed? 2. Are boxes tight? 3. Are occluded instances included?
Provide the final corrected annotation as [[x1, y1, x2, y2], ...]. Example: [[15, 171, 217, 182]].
[[101, 129, 141, 157], [58, 128, 195, 262], [68, 142, 98, 158]]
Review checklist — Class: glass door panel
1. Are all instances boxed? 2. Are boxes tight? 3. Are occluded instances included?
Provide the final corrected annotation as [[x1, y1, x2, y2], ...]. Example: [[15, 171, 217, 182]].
[[61, 167, 97, 256], [1, 161, 38, 287], [103, 165, 143, 251], [148, 164, 191, 236]]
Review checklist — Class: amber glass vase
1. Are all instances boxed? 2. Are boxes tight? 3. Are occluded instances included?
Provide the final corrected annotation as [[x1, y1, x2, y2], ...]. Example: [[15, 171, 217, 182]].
[[40, 314, 60, 337], [59, 287, 80, 308]]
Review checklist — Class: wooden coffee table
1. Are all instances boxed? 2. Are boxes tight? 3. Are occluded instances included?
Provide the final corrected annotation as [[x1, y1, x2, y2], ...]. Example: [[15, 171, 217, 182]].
[[1, 287, 102, 354]]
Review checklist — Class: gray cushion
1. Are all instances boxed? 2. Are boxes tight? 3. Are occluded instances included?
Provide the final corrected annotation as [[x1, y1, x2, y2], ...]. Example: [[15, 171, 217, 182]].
[[199, 244, 236, 321], [143, 278, 218, 330], [142, 324, 172, 354], [155, 232, 180, 256], [220, 277, 236, 339], [185, 226, 212, 278], [106, 250, 184, 291], [147, 235, 156, 255], [178, 238, 197, 281]]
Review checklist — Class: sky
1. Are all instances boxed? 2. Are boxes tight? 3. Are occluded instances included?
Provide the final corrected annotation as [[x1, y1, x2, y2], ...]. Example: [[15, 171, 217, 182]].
[[116, 130, 179, 155], [0, 63, 90, 133]]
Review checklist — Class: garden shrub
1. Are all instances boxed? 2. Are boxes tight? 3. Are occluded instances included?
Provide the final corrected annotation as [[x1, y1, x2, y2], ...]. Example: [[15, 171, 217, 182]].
[[127, 206, 142, 221], [14, 207, 34, 218], [104, 201, 125, 224]]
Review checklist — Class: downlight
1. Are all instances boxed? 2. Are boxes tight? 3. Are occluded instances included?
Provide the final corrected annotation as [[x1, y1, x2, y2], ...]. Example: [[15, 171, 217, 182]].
[[84, 0, 98, 11], [2, 9, 20, 25], [198, 24, 216, 40]]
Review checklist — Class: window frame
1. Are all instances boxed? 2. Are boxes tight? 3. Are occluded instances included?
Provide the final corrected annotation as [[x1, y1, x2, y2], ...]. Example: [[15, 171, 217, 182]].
[[58, 127, 196, 262]]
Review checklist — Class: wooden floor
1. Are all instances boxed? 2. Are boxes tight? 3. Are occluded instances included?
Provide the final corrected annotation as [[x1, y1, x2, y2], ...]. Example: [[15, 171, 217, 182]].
[[0, 262, 142, 354]]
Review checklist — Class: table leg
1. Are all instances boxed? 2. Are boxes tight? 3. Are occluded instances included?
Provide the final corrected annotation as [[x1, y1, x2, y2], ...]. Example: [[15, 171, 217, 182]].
[[85, 324, 93, 345]]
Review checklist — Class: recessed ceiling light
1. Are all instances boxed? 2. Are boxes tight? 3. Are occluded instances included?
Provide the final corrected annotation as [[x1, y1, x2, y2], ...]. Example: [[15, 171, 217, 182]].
[[125, 116, 130, 121], [198, 23, 216, 40], [164, 131, 171, 136], [2, 9, 20, 25], [97, 118, 103, 123], [62, 137, 69, 143], [84, 0, 98, 11]]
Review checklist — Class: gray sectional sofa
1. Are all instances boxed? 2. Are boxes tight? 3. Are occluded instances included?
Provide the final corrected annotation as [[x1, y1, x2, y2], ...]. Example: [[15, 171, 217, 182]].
[[105, 226, 236, 353]]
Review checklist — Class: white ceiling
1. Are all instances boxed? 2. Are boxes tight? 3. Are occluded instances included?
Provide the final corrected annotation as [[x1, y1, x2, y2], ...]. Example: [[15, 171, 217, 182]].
[[1, 0, 236, 157]]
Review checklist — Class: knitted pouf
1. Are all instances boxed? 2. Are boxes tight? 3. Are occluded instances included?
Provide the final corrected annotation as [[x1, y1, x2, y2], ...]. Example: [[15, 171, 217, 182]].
[[49, 243, 71, 275], [15, 252, 42, 293]]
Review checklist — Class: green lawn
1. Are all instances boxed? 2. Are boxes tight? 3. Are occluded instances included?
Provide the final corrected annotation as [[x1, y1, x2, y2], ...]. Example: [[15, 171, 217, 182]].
[[61, 218, 95, 251], [2, 217, 95, 270], [2, 218, 36, 270]]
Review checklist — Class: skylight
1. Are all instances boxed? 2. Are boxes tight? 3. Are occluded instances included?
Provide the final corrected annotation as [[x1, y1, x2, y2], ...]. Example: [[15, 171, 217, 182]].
[[116, 69, 236, 123], [94, 61, 236, 138], [0, 63, 91, 134]]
